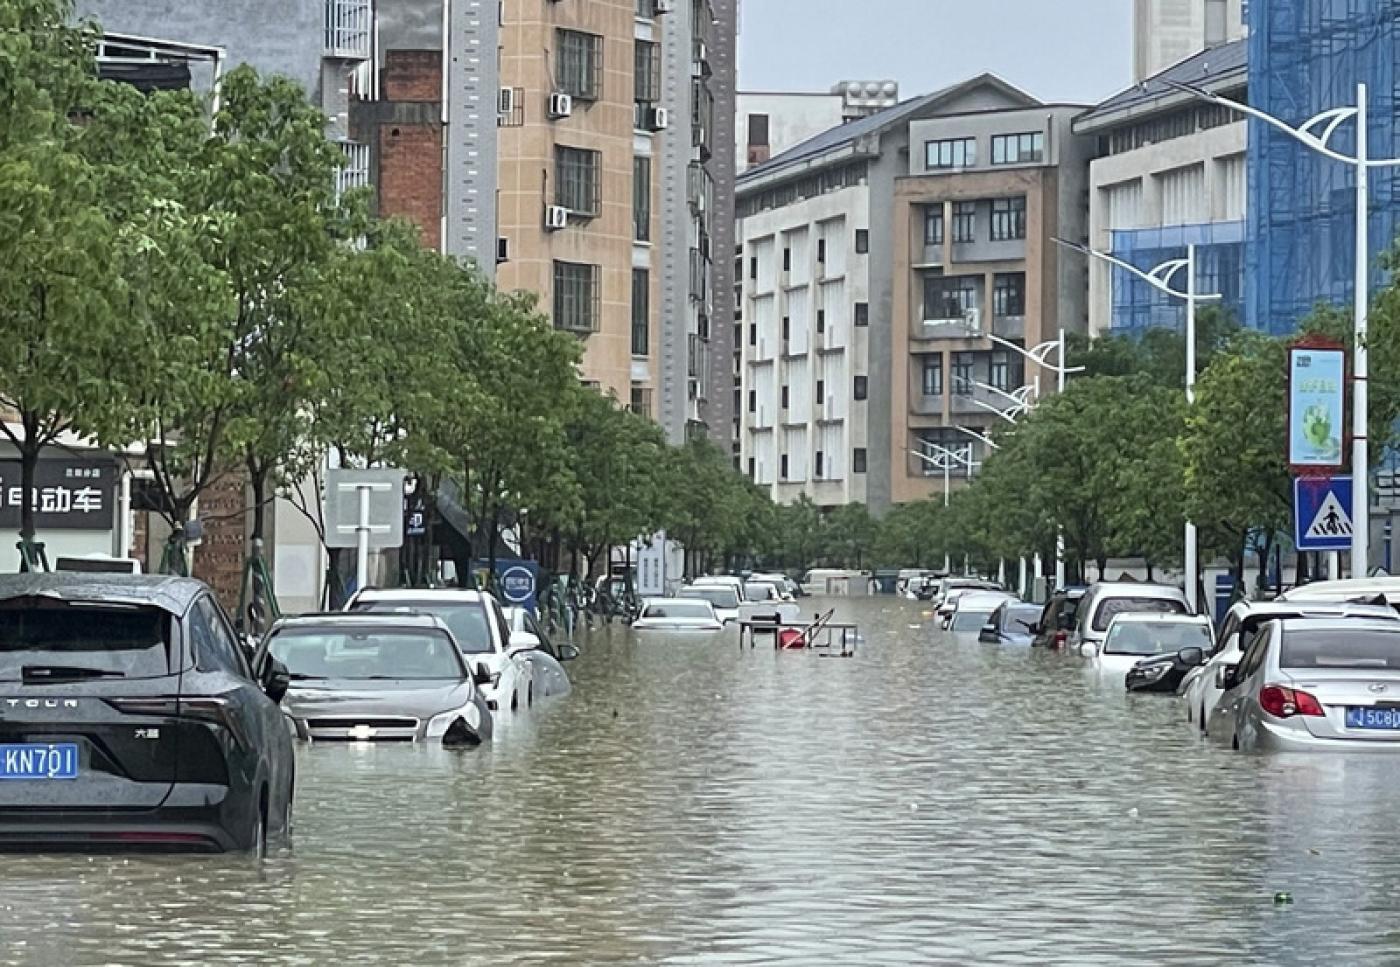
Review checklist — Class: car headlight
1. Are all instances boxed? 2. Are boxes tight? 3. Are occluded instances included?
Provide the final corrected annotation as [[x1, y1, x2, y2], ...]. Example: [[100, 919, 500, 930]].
[[1137, 662, 1171, 681], [427, 704, 481, 737]]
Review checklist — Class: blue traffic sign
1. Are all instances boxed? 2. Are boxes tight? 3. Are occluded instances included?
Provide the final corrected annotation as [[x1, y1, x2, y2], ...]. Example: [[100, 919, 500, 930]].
[[1295, 476, 1355, 552]]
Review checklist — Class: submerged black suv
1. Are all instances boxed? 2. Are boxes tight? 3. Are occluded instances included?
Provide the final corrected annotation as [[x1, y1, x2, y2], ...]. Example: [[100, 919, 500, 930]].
[[0, 574, 294, 852]]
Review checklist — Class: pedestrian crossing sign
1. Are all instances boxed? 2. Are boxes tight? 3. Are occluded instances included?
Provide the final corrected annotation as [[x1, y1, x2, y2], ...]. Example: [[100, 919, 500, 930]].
[[1295, 476, 1355, 552]]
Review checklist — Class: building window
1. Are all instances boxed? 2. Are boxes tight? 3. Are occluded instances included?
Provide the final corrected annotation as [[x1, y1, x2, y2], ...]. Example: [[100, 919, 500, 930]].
[[952, 202, 976, 243], [854, 302, 869, 327], [781, 316, 790, 342], [631, 268, 649, 355], [815, 451, 824, 479], [993, 273, 1025, 317], [924, 275, 979, 321], [636, 0, 657, 17], [780, 454, 789, 479], [990, 350, 1011, 391], [556, 29, 603, 100], [556, 146, 601, 215], [815, 380, 825, 404], [854, 375, 868, 400], [748, 324, 756, 346], [855, 229, 869, 253], [553, 261, 600, 333], [747, 456, 755, 477], [633, 155, 651, 241], [748, 113, 770, 147], [991, 131, 1044, 165], [853, 448, 868, 473], [781, 385, 790, 409], [817, 238, 826, 264], [951, 352, 975, 393], [749, 256, 758, 280], [816, 309, 826, 332], [990, 196, 1026, 241], [924, 206, 944, 245], [747, 389, 756, 412], [783, 247, 791, 271], [629, 385, 653, 417], [921, 356, 943, 396], [634, 40, 660, 110], [925, 137, 976, 169]]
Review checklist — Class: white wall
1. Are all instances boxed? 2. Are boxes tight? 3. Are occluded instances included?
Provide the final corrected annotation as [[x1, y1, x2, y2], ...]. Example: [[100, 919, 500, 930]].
[[736, 92, 844, 172]]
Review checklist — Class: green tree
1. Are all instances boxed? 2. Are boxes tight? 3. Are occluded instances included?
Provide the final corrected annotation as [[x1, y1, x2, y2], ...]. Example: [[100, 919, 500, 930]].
[[824, 503, 876, 568]]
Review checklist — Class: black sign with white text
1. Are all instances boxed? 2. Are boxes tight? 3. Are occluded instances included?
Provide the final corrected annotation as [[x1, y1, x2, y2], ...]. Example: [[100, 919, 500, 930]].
[[0, 458, 116, 530]]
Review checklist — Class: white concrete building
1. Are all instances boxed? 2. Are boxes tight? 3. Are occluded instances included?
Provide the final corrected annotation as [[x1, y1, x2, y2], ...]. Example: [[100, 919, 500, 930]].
[[737, 81, 898, 172], [1075, 39, 1247, 335], [1134, 0, 1244, 82], [737, 175, 872, 507]]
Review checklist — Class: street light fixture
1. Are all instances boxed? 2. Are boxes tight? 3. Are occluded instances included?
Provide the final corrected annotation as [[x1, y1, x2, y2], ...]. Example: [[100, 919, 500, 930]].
[[1162, 77, 1400, 576], [910, 442, 978, 572], [1053, 237, 1223, 614]]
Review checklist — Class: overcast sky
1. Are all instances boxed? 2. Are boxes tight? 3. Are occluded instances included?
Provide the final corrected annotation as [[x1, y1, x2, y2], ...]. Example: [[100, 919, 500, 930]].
[[738, 0, 1134, 106]]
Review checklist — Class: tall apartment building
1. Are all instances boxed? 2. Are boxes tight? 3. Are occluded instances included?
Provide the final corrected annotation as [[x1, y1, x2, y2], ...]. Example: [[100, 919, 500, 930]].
[[736, 75, 1091, 514], [1134, 0, 1244, 81], [362, 0, 735, 443], [1075, 40, 1247, 335]]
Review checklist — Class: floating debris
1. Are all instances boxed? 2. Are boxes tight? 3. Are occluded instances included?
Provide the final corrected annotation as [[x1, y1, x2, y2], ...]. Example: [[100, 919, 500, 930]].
[[1274, 892, 1294, 905]]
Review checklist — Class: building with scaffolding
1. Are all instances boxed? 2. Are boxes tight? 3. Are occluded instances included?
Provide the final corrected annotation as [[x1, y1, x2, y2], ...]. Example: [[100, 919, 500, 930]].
[[1247, 0, 1400, 336]]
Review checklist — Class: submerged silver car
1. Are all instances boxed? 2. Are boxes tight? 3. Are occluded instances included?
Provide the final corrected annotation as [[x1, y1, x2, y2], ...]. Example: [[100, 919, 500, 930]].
[[1212, 617, 1400, 752], [259, 613, 493, 745]]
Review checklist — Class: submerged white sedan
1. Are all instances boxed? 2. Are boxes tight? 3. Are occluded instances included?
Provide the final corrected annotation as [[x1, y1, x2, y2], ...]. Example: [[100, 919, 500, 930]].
[[631, 598, 725, 633]]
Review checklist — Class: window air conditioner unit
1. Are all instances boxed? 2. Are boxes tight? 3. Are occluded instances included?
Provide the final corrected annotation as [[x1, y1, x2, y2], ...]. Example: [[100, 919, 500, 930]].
[[498, 87, 515, 115], [548, 92, 573, 119], [497, 236, 510, 263], [647, 106, 670, 132], [545, 205, 569, 231], [963, 307, 982, 332]]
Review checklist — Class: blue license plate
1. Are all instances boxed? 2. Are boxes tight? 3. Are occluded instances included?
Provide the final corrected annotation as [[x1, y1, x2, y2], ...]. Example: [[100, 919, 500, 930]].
[[0, 743, 78, 779], [1345, 707, 1400, 731]]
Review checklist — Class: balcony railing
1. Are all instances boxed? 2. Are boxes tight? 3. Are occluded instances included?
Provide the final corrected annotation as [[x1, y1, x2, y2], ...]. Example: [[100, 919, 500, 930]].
[[326, 0, 372, 60], [335, 140, 370, 199]]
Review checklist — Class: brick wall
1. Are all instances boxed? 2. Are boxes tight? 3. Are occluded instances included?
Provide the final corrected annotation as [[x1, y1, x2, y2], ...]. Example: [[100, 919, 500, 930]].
[[379, 123, 443, 250], [193, 471, 248, 614], [383, 50, 440, 102]]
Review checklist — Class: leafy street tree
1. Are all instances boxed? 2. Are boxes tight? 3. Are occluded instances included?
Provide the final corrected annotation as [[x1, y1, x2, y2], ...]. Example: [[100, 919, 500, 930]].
[[0, 1, 126, 559]]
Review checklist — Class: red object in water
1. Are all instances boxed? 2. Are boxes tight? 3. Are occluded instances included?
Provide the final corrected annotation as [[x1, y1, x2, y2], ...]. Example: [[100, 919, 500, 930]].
[[778, 629, 806, 650]]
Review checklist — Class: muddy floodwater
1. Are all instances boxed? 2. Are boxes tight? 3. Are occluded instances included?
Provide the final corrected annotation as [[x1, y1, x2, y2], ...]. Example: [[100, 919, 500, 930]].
[[4, 596, 1400, 965]]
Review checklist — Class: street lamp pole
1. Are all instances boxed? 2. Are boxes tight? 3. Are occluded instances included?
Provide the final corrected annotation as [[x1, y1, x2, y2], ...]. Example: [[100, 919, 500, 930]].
[[910, 442, 978, 573], [1163, 79, 1400, 577], [1053, 238, 1220, 613]]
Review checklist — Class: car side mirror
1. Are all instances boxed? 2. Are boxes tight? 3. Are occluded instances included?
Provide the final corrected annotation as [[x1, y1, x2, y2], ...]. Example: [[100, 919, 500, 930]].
[[240, 633, 258, 664], [1080, 642, 1098, 658], [1177, 646, 1205, 667], [472, 664, 493, 688], [558, 643, 580, 662], [262, 658, 290, 705], [1217, 663, 1239, 691]]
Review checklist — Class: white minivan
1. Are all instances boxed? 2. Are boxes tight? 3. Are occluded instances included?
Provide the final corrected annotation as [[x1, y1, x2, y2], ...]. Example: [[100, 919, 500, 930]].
[[1067, 582, 1191, 657]]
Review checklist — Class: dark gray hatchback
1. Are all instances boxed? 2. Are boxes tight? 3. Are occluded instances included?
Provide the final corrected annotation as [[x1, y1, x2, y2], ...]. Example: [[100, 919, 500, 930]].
[[0, 574, 295, 853]]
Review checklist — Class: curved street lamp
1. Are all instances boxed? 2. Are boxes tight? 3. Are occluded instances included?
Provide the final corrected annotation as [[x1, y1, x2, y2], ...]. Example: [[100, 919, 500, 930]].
[[910, 442, 978, 572], [1162, 77, 1400, 576], [1053, 237, 1223, 613]]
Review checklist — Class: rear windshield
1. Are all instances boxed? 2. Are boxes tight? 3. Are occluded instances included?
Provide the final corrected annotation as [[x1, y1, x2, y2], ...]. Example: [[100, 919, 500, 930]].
[[0, 605, 172, 681], [1103, 621, 1212, 656], [351, 600, 493, 654], [745, 584, 776, 601], [1281, 628, 1400, 669], [1092, 596, 1187, 631], [1006, 605, 1043, 630], [269, 628, 466, 680], [643, 602, 713, 620], [680, 587, 740, 609]]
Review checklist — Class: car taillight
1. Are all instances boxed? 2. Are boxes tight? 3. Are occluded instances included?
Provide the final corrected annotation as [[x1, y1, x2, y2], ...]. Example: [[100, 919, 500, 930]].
[[109, 695, 250, 750], [1054, 631, 1067, 648], [1259, 685, 1325, 719]]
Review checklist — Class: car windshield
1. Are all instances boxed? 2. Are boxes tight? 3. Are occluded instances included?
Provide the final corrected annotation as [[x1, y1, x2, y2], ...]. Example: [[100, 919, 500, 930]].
[[0, 605, 172, 681], [351, 600, 494, 654], [643, 603, 714, 620], [1103, 621, 1211, 656], [744, 583, 776, 601], [1092, 596, 1187, 631], [952, 610, 996, 631], [680, 587, 740, 609], [1006, 605, 1043, 631], [269, 628, 465, 680], [1281, 628, 1400, 669]]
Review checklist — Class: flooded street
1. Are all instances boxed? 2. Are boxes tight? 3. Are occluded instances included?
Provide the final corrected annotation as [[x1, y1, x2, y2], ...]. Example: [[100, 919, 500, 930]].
[[6, 596, 1400, 965]]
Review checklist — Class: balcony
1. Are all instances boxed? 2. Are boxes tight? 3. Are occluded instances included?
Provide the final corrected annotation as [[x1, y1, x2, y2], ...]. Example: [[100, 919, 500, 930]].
[[950, 380, 1022, 416], [910, 393, 944, 416], [688, 334, 710, 382], [913, 308, 980, 341], [334, 140, 370, 199], [325, 0, 372, 59], [992, 313, 1025, 341]]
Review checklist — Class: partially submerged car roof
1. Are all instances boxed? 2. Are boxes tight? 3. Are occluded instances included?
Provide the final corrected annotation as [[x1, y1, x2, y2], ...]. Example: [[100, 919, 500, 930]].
[[273, 611, 453, 632], [0, 572, 206, 615]]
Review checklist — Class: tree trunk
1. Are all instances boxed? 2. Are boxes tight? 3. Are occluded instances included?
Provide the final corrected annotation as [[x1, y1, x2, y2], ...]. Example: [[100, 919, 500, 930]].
[[18, 438, 38, 546], [247, 457, 269, 543]]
